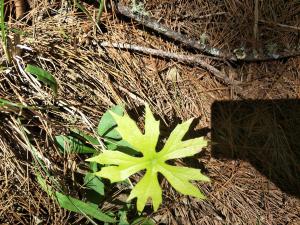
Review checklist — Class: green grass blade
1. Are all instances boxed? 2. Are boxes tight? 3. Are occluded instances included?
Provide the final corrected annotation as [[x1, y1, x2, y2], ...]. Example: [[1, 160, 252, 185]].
[[25, 64, 58, 96], [0, 0, 10, 62], [36, 171, 55, 197], [0, 0, 5, 44], [75, 0, 93, 21], [0, 98, 23, 108], [96, 0, 104, 23]]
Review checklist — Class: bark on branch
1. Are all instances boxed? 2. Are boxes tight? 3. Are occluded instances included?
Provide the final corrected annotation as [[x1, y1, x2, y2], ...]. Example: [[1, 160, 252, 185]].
[[116, 2, 300, 62], [100, 41, 241, 89]]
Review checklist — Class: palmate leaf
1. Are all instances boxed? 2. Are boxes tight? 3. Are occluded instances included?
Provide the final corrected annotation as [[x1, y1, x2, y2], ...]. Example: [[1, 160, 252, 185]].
[[87, 104, 210, 212]]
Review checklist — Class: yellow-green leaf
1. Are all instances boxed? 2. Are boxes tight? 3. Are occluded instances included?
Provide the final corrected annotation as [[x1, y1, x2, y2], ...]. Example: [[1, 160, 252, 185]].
[[87, 103, 210, 212]]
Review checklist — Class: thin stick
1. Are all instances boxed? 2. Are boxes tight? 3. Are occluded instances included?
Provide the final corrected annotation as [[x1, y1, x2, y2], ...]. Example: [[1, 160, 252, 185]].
[[259, 19, 300, 31], [99, 41, 240, 87]]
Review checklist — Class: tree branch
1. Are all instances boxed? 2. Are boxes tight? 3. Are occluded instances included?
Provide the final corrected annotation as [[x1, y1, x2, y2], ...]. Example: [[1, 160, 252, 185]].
[[116, 2, 300, 62], [99, 41, 241, 89]]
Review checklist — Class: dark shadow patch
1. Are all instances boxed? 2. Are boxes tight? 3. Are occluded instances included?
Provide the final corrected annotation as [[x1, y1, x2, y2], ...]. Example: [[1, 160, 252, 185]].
[[211, 99, 300, 197]]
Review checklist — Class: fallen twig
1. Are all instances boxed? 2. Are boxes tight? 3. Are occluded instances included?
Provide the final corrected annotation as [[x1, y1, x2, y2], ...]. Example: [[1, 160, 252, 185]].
[[259, 19, 300, 31], [99, 41, 241, 88], [115, 2, 300, 62], [116, 2, 236, 61]]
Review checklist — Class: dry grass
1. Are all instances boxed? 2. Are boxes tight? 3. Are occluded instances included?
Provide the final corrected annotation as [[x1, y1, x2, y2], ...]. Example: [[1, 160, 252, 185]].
[[0, 0, 300, 224], [145, 0, 300, 54]]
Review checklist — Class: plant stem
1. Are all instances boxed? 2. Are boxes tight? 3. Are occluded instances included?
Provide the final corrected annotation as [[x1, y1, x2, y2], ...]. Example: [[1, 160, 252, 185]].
[[0, 0, 11, 63], [96, 0, 105, 24]]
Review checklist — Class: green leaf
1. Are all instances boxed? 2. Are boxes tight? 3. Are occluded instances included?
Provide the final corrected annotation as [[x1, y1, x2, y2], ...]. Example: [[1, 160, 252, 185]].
[[35, 171, 111, 222], [127, 168, 162, 212], [105, 138, 137, 155], [90, 161, 99, 173], [98, 105, 136, 153], [70, 129, 100, 145], [35, 172, 54, 197], [55, 135, 96, 154], [85, 189, 103, 207], [89, 150, 147, 182], [55, 192, 115, 223], [25, 64, 58, 96], [157, 119, 207, 160], [87, 104, 210, 212], [106, 139, 129, 150], [84, 172, 105, 196], [0, 98, 22, 108], [131, 217, 155, 225], [118, 210, 130, 225], [98, 105, 124, 139]]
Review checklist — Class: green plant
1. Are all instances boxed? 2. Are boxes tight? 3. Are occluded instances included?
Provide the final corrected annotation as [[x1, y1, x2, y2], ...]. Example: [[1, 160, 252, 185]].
[[87, 104, 210, 212], [74, 0, 103, 31], [25, 64, 58, 96], [9, 119, 109, 223], [0, 0, 5, 43], [0, 0, 10, 62], [45, 104, 209, 223], [36, 172, 115, 224], [37, 105, 154, 223], [0, 98, 46, 113], [96, 0, 104, 24]]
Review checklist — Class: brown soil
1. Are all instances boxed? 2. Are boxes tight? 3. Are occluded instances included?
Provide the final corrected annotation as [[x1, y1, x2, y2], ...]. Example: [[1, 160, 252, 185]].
[[0, 0, 299, 224]]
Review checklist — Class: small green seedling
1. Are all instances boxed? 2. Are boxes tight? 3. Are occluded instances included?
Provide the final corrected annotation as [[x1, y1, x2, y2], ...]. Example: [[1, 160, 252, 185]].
[[87, 104, 210, 212]]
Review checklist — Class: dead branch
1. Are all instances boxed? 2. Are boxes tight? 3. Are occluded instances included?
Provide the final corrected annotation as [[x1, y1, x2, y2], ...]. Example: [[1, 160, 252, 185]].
[[116, 2, 236, 61], [115, 2, 300, 62], [99, 41, 241, 89]]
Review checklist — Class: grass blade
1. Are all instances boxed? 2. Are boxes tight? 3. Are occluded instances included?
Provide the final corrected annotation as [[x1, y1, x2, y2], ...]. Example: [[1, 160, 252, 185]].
[[96, 0, 104, 23], [25, 64, 58, 96], [0, 0, 11, 62]]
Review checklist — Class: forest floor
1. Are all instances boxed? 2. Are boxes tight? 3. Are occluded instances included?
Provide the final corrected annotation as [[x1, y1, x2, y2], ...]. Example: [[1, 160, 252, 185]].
[[0, 0, 300, 224]]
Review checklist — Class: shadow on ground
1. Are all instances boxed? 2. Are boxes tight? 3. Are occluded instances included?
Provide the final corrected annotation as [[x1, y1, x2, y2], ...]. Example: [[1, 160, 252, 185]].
[[211, 99, 300, 197]]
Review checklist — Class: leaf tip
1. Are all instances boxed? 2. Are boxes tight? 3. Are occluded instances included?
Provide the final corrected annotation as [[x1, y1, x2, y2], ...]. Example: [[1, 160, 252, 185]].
[[203, 175, 211, 183], [109, 108, 124, 120], [85, 155, 98, 162]]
